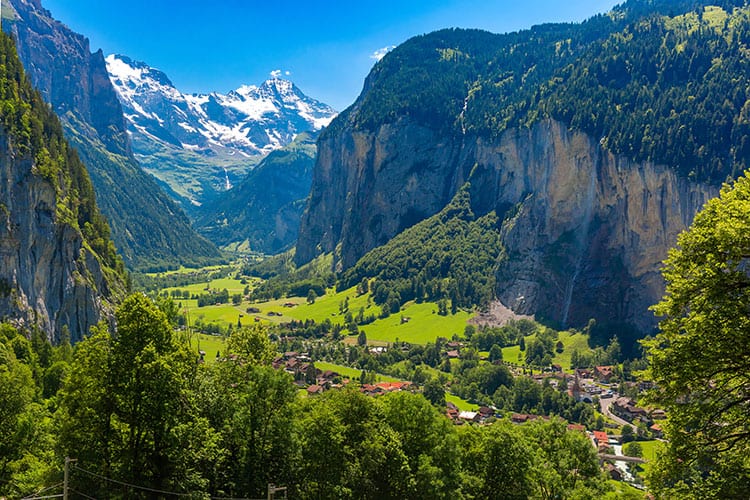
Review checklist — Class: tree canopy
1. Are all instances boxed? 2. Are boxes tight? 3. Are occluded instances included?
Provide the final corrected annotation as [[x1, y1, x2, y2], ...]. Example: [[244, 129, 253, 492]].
[[645, 173, 750, 498]]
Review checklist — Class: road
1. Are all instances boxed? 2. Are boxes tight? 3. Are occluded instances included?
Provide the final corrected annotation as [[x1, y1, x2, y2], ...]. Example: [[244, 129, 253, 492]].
[[599, 394, 631, 427]]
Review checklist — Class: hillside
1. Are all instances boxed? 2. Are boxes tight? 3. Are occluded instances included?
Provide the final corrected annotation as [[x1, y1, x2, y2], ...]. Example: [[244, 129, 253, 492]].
[[196, 132, 317, 253], [2, 0, 221, 270], [0, 31, 125, 342], [297, 0, 746, 334]]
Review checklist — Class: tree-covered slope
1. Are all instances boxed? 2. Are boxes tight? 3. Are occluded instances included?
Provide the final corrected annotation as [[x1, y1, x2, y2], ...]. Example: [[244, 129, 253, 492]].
[[340, 185, 504, 312], [0, 31, 125, 341], [196, 132, 317, 254], [330, 0, 750, 186]]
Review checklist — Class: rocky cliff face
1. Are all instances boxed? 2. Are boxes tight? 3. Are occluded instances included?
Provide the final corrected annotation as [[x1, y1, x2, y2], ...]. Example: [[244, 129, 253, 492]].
[[297, 118, 717, 332], [3, 0, 220, 269], [0, 128, 108, 342]]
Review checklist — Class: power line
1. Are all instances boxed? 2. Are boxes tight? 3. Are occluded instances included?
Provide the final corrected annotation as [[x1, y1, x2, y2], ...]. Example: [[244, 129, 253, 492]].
[[71, 465, 194, 497], [68, 462, 275, 500], [68, 488, 97, 500], [20, 482, 64, 500]]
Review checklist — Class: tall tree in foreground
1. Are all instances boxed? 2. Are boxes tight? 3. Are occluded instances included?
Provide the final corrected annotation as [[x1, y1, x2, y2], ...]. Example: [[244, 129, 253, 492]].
[[56, 294, 217, 496], [645, 174, 750, 499]]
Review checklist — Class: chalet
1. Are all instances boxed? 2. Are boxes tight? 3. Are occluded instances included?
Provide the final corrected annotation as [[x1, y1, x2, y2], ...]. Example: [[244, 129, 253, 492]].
[[604, 463, 623, 481], [593, 430, 609, 447], [459, 411, 481, 423], [446, 341, 464, 349], [613, 396, 649, 422], [650, 409, 667, 420], [478, 406, 495, 420], [575, 368, 593, 379], [650, 423, 664, 439], [306, 385, 323, 395], [446, 350, 460, 359], [511, 413, 543, 424], [567, 423, 586, 433], [283, 302, 297, 308]]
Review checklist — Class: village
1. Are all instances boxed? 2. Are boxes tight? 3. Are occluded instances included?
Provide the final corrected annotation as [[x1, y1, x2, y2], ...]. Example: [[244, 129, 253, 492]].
[[271, 340, 665, 489]]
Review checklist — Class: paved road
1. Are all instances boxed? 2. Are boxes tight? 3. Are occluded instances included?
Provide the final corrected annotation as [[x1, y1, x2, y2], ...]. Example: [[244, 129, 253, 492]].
[[600, 395, 631, 427]]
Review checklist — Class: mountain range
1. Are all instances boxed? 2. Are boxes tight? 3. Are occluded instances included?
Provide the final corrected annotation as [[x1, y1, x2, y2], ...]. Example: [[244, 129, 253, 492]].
[[2, 0, 220, 271], [106, 54, 337, 211]]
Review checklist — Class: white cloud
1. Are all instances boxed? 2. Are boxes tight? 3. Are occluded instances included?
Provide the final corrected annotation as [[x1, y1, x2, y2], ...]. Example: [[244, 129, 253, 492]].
[[285, 70, 291, 76], [270, 69, 282, 78], [370, 45, 396, 61]]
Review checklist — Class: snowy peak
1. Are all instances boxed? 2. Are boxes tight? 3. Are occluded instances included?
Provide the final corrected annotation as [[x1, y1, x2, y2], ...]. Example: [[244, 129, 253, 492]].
[[105, 54, 337, 159]]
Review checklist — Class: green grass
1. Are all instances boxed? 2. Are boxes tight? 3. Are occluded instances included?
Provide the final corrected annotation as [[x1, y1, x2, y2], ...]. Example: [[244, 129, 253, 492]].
[[314, 361, 401, 382], [165, 275, 473, 345], [147, 265, 227, 277], [360, 302, 472, 344], [553, 330, 591, 370], [446, 393, 479, 412], [284, 286, 373, 323], [189, 333, 225, 362], [501, 330, 591, 370], [607, 480, 647, 498], [637, 439, 666, 477], [502, 344, 523, 364]]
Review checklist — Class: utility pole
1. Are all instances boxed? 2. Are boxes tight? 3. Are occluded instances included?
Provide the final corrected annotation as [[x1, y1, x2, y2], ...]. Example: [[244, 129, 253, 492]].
[[63, 457, 77, 500]]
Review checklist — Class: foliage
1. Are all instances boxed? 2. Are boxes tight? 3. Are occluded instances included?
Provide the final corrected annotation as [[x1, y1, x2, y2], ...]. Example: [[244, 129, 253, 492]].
[[0, 32, 125, 282], [55, 294, 216, 496], [341, 185, 504, 310], [644, 172, 750, 497], [330, 0, 750, 188]]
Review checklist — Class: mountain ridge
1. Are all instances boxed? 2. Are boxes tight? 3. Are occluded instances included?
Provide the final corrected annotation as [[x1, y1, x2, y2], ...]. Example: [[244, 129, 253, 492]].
[[3, 0, 221, 270], [297, 0, 747, 334], [106, 53, 336, 210]]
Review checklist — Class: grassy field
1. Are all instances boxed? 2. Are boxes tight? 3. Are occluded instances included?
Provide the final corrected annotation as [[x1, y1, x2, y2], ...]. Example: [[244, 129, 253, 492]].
[[501, 329, 591, 370], [171, 277, 474, 345], [446, 393, 479, 411], [314, 361, 401, 382], [359, 302, 472, 344], [164, 276, 251, 296], [189, 333, 225, 362]]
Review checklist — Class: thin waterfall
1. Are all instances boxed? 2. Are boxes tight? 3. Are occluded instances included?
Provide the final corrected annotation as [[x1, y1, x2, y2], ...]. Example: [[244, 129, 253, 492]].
[[561, 169, 596, 326]]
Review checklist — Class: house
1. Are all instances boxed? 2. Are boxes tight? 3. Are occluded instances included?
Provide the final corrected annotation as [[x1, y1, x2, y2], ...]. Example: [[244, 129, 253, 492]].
[[459, 411, 481, 423], [446, 350, 460, 359], [650, 409, 667, 420], [511, 413, 542, 424], [306, 385, 323, 395], [604, 463, 623, 481], [650, 423, 664, 439], [567, 423, 586, 433], [478, 406, 495, 420], [593, 430, 609, 446]]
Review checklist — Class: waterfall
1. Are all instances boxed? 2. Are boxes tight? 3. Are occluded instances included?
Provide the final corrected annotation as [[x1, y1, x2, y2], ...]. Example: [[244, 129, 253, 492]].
[[561, 169, 596, 326], [223, 167, 232, 190]]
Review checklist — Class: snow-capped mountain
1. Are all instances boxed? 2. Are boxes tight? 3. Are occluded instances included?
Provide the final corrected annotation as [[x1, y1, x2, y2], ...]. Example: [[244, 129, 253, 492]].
[[105, 54, 337, 210]]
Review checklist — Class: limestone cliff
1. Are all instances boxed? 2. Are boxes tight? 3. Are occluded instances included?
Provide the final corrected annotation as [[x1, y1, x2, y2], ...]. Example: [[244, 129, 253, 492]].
[[0, 129, 111, 342], [297, 118, 717, 332], [0, 31, 123, 342]]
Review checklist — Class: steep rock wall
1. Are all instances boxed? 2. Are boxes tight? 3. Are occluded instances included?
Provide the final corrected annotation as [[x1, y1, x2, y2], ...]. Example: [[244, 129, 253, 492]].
[[297, 118, 717, 331], [0, 129, 108, 342]]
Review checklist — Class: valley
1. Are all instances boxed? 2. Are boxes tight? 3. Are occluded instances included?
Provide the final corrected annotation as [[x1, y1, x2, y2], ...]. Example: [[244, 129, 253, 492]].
[[1, 0, 749, 497]]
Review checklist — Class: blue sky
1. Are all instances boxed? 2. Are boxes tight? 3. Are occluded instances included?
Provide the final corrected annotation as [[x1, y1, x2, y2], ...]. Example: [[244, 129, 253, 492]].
[[41, 0, 619, 110]]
